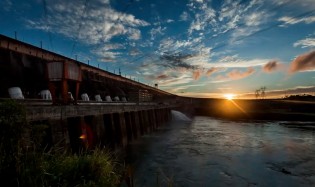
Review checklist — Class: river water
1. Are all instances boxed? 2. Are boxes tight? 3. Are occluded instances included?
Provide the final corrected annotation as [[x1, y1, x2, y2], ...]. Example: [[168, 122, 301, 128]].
[[125, 112, 315, 187]]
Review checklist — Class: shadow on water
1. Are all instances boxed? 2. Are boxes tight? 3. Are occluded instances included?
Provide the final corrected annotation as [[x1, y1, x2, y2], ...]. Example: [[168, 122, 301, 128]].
[[123, 111, 315, 187]]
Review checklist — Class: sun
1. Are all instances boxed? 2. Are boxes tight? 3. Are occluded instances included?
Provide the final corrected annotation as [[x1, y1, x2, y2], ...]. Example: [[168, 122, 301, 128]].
[[224, 94, 235, 100]]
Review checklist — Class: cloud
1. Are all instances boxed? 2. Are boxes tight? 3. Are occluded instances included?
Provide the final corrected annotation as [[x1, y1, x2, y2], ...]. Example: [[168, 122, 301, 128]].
[[92, 44, 123, 62], [157, 74, 169, 80], [150, 26, 166, 40], [159, 52, 198, 70], [279, 15, 315, 26], [188, 6, 216, 34], [158, 74, 194, 87], [207, 56, 269, 68], [27, 0, 149, 45], [192, 70, 202, 80], [180, 11, 189, 21], [1, 0, 12, 11], [227, 67, 255, 79], [289, 51, 315, 73], [129, 48, 142, 56], [294, 38, 315, 48], [263, 60, 279, 73], [206, 67, 220, 76], [216, 67, 255, 82], [230, 11, 268, 43]]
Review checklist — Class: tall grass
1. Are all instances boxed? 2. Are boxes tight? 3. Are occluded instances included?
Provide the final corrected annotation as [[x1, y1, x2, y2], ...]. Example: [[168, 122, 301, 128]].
[[0, 100, 123, 187]]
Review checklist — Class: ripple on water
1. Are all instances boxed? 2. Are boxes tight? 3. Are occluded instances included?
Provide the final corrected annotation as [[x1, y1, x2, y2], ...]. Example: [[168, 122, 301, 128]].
[[127, 116, 315, 187]]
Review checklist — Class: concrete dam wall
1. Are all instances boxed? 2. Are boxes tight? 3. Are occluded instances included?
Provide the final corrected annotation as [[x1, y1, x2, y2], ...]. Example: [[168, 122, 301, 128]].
[[27, 104, 172, 152]]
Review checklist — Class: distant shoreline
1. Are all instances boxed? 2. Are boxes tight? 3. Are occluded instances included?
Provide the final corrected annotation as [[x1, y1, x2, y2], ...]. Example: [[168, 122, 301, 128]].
[[185, 98, 315, 122]]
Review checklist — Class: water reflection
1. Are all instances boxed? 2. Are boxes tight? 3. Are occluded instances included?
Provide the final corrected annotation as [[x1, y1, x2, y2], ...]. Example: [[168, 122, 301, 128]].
[[125, 116, 315, 187]]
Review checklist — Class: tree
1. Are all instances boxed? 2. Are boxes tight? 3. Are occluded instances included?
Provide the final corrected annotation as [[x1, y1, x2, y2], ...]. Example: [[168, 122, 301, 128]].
[[255, 89, 260, 99], [260, 86, 266, 99], [255, 87, 267, 99]]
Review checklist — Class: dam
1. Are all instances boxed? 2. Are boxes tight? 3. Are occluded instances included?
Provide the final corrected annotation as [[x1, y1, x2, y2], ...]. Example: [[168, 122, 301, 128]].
[[0, 34, 184, 152]]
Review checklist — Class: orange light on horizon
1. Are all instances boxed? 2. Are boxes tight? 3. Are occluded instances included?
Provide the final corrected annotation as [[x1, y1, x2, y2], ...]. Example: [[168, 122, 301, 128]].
[[224, 94, 235, 100]]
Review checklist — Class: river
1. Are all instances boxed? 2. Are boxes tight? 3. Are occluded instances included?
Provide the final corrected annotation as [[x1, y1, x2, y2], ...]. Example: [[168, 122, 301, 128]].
[[125, 111, 315, 187]]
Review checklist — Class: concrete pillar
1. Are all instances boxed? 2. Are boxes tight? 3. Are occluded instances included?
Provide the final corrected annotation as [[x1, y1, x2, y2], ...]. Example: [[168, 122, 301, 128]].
[[155, 109, 160, 127], [92, 115, 106, 146], [162, 109, 166, 124], [150, 109, 157, 130], [103, 113, 116, 149], [49, 119, 70, 150], [143, 110, 151, 133], [124, 112, 133, 142], [130, 111, 140, 139], [138, 111, 144, 135], [84, 115, 106, 148], [113, 113, 128, 147]]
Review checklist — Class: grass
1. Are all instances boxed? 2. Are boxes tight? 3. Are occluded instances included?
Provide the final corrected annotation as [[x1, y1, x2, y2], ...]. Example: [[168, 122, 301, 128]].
[[0, 99, 123, 187]]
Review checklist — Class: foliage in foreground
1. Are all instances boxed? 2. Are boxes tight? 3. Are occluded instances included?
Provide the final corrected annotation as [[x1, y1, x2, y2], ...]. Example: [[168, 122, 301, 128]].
[[17, 149, 122, 187], [0, 100, 122, 187]]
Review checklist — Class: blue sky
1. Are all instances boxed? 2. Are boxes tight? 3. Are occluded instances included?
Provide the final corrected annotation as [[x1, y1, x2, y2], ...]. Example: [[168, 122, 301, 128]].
[[1, 0, 315, 98]]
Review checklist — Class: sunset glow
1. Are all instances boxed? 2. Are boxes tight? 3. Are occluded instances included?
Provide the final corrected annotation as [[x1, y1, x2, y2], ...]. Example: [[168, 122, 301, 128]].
[[224, 94, 235, 100]]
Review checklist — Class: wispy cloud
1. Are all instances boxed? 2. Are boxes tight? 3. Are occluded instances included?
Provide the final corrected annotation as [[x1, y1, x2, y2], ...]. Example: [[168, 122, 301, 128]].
[[279, 15, 315, 26], [129, 48, 142, 56], [289, 50, 315, 73], [92, 44, 125, 62], [227, 67, 255, 80], [1, 0, 12, 11], [263, 60, 280, 73], [206, 67, 220, 76], [27, 0, 149, 59], [180, 11, 189, 21], [216, 67, 255, 82], [150, 26, 166, 40], [294, 37, 315, 48], [192, 70, 202, 80]]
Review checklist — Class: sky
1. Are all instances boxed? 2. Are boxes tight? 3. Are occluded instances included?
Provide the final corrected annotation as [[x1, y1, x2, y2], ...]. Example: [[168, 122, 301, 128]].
[[1, 0, 315, 99]]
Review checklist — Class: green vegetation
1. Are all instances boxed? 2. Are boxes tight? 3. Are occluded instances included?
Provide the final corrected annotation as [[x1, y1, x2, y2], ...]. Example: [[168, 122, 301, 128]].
[[0, 100, 122, 187]]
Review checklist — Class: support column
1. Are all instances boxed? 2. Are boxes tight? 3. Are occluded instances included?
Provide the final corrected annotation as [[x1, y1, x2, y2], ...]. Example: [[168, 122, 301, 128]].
[[130, 111, 140, 139], [74, 81, 80, 104], [84, 115, 106, 148], [48, 82, 57, 104], [113, 113, 127, 147], [93, 115, 106, 146], [143, 110, 150, 133], [150, 109, 157, 130], [61, 79, 68, 104], [103, 113, 116, 149], [124, 112, 133, 142], [155, 109, 160, 127], [138, 111, 144, 135]]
